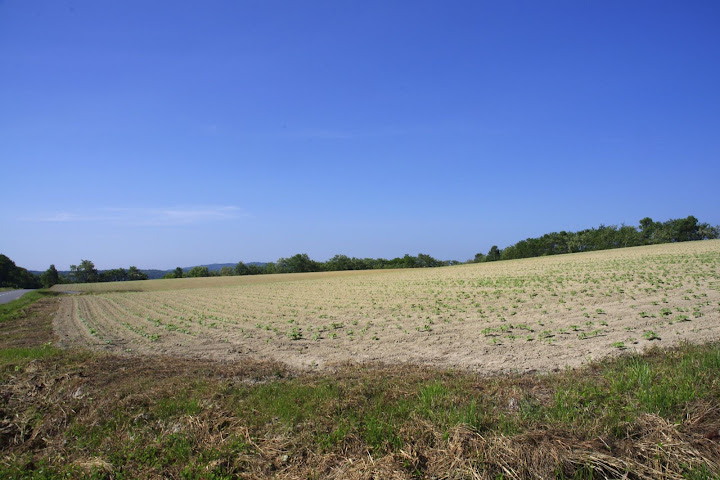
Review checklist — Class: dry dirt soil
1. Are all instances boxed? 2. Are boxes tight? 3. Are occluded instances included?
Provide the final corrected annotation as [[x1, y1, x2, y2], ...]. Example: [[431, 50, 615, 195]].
[[53, 240, 720, 374]]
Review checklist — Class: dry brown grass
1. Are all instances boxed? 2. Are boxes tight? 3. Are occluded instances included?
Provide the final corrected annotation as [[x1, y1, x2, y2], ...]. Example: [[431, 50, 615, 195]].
[[4, 346, 720, 478], [2, 297, 719, 478]]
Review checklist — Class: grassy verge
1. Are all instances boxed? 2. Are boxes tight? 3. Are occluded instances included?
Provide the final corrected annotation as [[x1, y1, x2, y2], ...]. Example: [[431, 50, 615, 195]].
[[1, 295, 718, 479], [0, 290, 60, 323]]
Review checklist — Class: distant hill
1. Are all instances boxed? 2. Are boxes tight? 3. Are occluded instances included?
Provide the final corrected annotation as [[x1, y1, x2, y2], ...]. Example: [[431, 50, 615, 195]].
[[30, 262, 268, 280], [181, 262, 267, 272]]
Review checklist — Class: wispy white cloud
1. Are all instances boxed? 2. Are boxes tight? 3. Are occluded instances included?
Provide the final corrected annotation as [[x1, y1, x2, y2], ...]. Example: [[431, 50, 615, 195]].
[[36, 212, 106, 223], [27, 205, 247, 226]]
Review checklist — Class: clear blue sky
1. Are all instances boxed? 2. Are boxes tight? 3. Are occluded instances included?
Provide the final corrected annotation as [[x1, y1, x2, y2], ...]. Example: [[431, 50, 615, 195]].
[[1, 1, 719, 271]]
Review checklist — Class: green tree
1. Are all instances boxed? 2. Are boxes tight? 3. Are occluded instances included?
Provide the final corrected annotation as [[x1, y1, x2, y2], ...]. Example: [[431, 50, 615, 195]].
[[416, 253, 442, 268], [617, 224, 641, 248], [0, 254, 41, 288], [473, 253, 486, 263], [698, 223, 720, 240], [127, 266, 148, 281], [41, 264, 60, 288], [276, 254, 320, 273], [70, 260, 99, 283], [219, 266, 234, 276], [669, 215, 701, 242], [486, 246, 502, 262], [264, 262, 277, 274], [639, 217, 657, 243], [247, 264, 265, 275], [187, 266, 210, 277], [0, 254, 14, 287], [234, 262, 250, 275], [174, 267, 184, 278], [325, 254, 353, 271], [100, 268, 127, 282]]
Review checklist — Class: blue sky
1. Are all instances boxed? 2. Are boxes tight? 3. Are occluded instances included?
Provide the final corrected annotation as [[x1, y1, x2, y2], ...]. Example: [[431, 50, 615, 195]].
[[1, 1, 719, 271]]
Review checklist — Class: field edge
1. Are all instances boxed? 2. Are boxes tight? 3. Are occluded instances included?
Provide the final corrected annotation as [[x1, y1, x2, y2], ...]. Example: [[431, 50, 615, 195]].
[[2, 292, 720, 478]]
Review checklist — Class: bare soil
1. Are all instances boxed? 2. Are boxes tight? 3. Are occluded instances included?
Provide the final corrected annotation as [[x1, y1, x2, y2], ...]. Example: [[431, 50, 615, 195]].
[[53, 241, 720, 374]]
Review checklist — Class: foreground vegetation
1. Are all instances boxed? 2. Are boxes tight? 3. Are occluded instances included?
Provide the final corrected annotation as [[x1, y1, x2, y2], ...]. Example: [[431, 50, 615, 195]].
[[2, 293, 719, 478]]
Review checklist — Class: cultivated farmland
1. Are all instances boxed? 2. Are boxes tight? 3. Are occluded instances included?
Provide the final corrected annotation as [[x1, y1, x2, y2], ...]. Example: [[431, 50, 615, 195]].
[[53, 240, 720, 373]]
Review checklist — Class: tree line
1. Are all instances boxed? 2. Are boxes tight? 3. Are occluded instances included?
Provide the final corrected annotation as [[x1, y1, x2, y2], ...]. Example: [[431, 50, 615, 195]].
[[159, 214, 720, 280], [0, 257, 149, 288], [472, 216, 719, 263], [66, 260, 149, 284], [163, 253, 453, 278], [2, 215, 717, 287]]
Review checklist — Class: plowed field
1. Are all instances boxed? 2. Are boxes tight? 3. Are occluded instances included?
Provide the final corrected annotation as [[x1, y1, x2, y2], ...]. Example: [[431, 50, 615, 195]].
[[53, 241, 720, 373]]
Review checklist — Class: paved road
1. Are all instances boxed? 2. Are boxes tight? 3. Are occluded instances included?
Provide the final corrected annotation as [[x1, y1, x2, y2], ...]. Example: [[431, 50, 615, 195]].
[[0, 289, 35, 304]]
